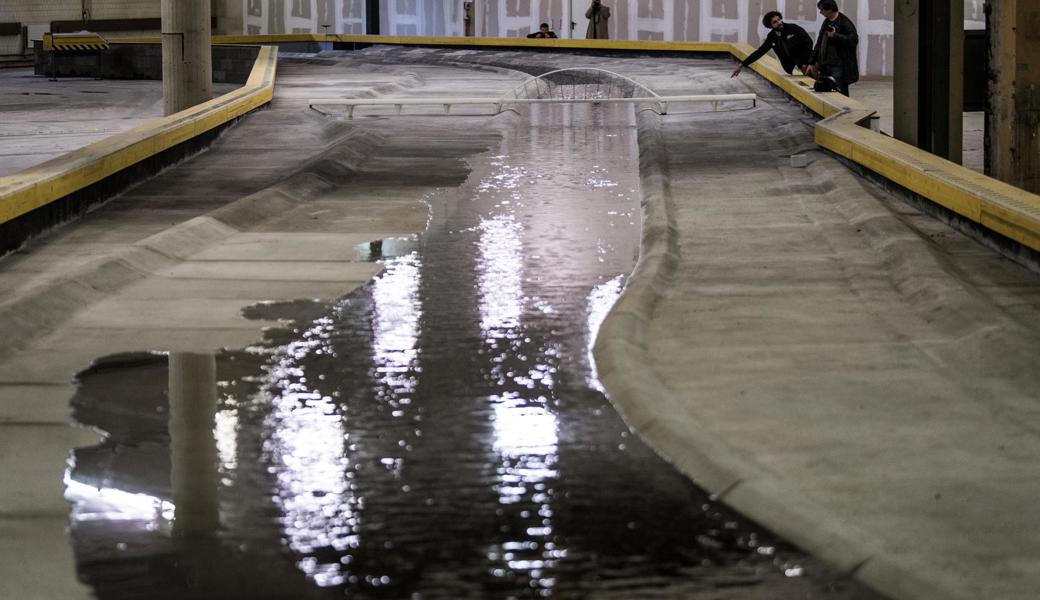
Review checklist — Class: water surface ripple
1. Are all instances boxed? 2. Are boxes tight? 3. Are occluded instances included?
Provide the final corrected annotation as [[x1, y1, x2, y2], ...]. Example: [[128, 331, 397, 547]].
[[67, 103, 876, 599]]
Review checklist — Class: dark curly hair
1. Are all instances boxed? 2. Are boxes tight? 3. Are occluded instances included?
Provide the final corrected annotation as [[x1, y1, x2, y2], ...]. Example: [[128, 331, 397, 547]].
[[817, 0, 839, 12], [762, 11, 782, 28]]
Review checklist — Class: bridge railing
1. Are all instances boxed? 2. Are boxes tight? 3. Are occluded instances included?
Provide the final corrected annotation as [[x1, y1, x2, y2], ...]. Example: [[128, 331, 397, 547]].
[[308, 93, 757, 119]]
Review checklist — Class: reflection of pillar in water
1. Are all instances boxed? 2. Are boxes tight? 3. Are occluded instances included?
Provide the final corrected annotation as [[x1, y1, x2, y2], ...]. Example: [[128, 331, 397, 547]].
[[168, 352, 220, 536]]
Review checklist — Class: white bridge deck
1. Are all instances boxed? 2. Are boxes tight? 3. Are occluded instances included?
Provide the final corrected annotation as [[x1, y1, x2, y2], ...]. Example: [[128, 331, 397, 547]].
[[308, 94, 757, 118]]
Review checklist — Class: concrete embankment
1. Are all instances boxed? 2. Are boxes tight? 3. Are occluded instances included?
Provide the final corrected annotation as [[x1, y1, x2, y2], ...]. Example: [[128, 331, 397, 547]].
[[595, 85, 1040, 600]]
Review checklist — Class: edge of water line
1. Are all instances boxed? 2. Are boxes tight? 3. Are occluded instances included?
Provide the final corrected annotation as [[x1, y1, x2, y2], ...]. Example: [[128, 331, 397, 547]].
[[590, 110, 972, 600]]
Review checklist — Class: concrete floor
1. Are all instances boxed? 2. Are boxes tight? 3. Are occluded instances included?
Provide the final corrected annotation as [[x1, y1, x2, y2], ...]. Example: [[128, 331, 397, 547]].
[[1, 49, 1039, 600], [852, 79, 984, 173], [0, 69, 238, 176]]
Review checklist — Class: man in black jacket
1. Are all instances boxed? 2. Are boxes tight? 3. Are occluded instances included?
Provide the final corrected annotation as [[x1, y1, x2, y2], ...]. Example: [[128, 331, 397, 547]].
[[805, 0, 859, 96], [731, 11, 813, 78]]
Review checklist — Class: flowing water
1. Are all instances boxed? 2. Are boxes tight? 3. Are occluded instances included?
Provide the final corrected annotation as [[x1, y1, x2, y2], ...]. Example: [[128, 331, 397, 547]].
[[66, 103, 880, 599]]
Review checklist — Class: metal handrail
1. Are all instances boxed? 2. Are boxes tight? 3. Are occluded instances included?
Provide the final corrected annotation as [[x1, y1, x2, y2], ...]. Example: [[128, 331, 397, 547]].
[[498, 66, 663, 100]]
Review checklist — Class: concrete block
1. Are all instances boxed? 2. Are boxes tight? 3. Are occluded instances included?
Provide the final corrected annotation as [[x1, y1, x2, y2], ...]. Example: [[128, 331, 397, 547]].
[[136, 216, 238, 260], [790, 153, 813, 168]]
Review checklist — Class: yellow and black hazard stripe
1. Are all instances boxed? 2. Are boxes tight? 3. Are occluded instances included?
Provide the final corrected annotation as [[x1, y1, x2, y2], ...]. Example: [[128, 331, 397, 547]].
[[43, 32, 109, 51]]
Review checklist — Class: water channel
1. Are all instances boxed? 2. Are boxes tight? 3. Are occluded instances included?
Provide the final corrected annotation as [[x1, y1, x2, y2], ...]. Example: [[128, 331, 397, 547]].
[[65, 102, 879, 598]]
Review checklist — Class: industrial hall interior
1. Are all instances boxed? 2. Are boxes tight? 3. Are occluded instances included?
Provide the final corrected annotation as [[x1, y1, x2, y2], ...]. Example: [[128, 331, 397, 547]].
[[1, 1, 1039, 599]]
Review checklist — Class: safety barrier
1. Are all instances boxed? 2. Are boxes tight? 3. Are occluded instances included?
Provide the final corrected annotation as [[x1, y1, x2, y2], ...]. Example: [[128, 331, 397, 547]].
[[42, 32, 110, 51], [40, 32, 109, 80]]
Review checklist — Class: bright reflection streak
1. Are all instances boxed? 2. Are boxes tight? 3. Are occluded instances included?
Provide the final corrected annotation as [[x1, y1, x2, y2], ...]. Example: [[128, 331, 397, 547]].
[[371, 253, 422, 399], [492, 392, 559, 462], [586, 275, 625, 392], [477, 214, 524, 337], [265, 255, 422, 588], [261, 315, 355, 588], [476, 155, 561, 594], [65, 473, 175, 522], [214, 409, 238, 471]]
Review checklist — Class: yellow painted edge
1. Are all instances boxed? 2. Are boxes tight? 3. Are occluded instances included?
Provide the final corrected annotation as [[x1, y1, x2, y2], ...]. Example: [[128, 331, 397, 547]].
[[0, 45, 277, 225]]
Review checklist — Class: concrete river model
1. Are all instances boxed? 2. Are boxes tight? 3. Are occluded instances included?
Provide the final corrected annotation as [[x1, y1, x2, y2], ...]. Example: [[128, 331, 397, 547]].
[[49, 50, 890, 599]]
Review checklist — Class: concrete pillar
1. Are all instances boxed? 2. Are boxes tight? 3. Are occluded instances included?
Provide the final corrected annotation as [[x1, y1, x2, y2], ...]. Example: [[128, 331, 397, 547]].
[[893, 0, 963, 163], [161, 0, 212, 116], [986, 0, 1040, 193], [563, 0, 574, 39], [367, 0, 380, 35], [893, 0, 919, 146], [168, 352, 220, 537]]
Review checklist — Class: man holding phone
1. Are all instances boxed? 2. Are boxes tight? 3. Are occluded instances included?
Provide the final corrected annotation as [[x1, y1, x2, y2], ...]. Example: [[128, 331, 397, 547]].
[[805, 0, 859, 96], [586, 0, 610, 40]]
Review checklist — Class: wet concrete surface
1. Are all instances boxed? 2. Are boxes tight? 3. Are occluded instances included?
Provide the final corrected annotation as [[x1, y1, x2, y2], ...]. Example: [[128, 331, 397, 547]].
[[64, 99, 881, 599], [17, 45, 1028, 599]]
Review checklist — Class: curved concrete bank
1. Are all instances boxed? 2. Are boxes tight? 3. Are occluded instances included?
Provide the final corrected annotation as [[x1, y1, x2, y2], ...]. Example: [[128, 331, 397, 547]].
[[595, 100, 1040, 600]]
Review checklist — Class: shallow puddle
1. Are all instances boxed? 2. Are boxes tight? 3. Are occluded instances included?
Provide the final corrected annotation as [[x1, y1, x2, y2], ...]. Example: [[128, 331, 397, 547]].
[[65, 103, 878, 599]]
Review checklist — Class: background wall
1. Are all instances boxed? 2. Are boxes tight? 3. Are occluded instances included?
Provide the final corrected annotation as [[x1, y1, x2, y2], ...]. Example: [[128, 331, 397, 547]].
[[0, 0, 988, 76], [0, 0, 158, 55]]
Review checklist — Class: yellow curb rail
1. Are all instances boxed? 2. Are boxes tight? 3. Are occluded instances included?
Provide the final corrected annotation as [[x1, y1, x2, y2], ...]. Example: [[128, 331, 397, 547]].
[[816, 110, 1040, 250], [730, 39, 1040, 254], [0, 44, 277, 227]]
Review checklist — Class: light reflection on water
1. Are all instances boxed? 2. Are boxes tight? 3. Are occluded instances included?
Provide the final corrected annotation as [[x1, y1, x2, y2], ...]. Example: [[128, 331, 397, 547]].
[[586, 275, 625, 392], [63, 100, 856, 599], [469, 103, 640, 596], [262, 319, 357, 587], [477, 213, 524, 340], [371, 254, 422, 399]]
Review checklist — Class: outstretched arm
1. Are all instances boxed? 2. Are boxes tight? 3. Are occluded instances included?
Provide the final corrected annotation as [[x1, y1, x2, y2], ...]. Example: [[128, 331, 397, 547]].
[[733, 36, 774, 77]]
